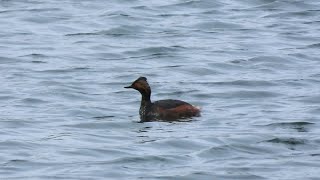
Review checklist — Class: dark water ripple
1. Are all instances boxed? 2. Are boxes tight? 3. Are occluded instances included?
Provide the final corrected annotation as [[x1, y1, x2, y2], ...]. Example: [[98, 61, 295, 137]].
[[1, 0, 320, 179]]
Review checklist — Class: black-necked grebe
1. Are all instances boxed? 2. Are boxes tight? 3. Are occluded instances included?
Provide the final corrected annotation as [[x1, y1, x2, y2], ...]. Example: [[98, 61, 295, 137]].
[[125, 77, 200, 122]]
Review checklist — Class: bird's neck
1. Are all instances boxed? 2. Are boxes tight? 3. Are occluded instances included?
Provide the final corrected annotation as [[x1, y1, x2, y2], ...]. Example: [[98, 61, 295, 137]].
[[139, 92, 151, 121]]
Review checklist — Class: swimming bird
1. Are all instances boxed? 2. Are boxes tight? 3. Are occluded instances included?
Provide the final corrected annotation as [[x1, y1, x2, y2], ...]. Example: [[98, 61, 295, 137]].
[[124, 77, 200, 122]]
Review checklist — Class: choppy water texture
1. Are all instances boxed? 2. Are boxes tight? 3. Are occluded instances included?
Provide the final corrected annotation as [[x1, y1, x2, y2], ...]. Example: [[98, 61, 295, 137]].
[[1, 0, 320, 179]]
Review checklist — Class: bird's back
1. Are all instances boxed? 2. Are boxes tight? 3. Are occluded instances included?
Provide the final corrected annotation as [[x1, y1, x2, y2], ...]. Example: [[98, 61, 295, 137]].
[[153, 99, 191, 109], [149, 99, 200, 121]]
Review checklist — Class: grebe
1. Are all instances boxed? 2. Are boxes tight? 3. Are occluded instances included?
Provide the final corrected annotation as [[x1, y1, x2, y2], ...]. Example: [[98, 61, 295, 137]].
[[125, 77, 200, 122]]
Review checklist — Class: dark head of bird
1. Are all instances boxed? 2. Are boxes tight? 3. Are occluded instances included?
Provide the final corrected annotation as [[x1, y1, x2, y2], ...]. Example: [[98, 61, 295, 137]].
[[124, 77, 151, 101]]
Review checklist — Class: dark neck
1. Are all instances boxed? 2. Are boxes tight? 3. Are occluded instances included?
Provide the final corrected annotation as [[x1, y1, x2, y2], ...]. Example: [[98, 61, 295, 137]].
[[139, 91, 151, 121], [140, 91, 151, 108], [138, 88, 151, 104]]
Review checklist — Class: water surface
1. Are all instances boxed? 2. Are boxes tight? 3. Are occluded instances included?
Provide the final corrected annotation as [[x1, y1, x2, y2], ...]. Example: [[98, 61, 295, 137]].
[[1, 0, 320, 179]]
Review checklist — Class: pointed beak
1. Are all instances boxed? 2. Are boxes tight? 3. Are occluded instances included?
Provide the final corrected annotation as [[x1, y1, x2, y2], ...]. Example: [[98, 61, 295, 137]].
[[124, 85, 133, 89]]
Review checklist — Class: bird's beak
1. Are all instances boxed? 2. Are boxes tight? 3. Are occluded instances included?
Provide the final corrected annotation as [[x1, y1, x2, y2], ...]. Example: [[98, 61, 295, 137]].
[[124, 85, 133, 89]]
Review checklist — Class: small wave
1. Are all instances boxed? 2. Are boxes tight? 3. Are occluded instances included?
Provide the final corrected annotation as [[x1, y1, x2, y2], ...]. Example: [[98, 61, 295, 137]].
[[66, 25, 144, 37], [94, 116, 115, 119], [248, 56, 293, 64], [186, 67, 221, 76], [124, 46, 184, 57], [0, 95, 15, 100], [106, 155, 179, 165], [64, 122, 111, 129], [65, 32, 98, 36], [35, 67, 90, 74], [196, 145, 234, 159], [0, 140, 35, 150], [263, 10, 318, 18], [194, 21, 243, 30], [0, 56, 22, 64], [228, 90, 281, 99], [266, 122, 314, 127], [298, 95, 320, 104], [0, 8, 61, 14], [158, 0, 225, 9], [20, 53, 49, 58], [265, 137, 306, 146], [21, 98, 48, 104], [265, 121, 314, 132], [100, 10, 130, 17], [31, 60, 46, 63], [305, 43, 320, 49], [214, 80, 277, 87], [246, 56, 296, 70]]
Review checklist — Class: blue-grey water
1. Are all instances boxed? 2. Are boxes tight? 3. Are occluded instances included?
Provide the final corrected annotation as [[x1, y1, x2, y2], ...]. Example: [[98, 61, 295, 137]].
[[1, 0, 320, 179]]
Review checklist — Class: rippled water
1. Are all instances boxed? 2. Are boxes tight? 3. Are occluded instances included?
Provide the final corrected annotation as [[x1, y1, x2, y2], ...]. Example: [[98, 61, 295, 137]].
[[1, 0, 320, 179]]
